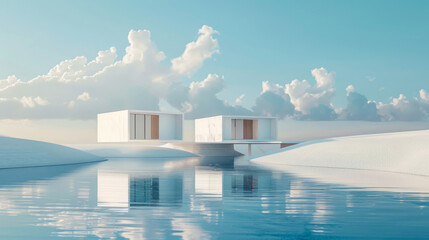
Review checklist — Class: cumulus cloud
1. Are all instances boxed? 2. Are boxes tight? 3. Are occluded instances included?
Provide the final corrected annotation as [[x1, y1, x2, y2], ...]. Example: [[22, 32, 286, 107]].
[[420, 89, 429, 104], [18, 96, 49, 108], [377, 94, 427, 121], [285, 67, 336, 115], [171, 25, 219, 76], [77, 92, 90, 101], [252, 81, 295, 118], [167, 74, 252, 119], [253, 68, 337, 120], [340, 89, 381, 121], [339, 85, 429, 121], [299, 104, 338, 121], [1, 25, 428, 122], [0, 75, 21, 91], [346, 85, 355, 95], [235, 94, 245, 104], [252, 70, 429, 121], [0, 25, 223, 119]]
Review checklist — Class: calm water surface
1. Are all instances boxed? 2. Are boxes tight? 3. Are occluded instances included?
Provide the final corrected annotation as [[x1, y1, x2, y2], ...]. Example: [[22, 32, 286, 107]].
[[0, 157, 428, 239]]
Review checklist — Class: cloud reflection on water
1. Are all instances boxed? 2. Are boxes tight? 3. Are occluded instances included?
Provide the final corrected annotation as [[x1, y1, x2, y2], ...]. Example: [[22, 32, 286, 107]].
[[0, 157, 428, 239]]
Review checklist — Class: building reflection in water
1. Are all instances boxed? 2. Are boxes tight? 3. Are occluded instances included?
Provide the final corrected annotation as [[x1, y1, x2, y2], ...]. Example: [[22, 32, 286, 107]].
[[129, 176, 159, 206], [232, 174, 258, 193], [97, 170, 183, 208], [194, 168, 223, 197], [227, 169, 275, 196], [97, 172, 130, 208]]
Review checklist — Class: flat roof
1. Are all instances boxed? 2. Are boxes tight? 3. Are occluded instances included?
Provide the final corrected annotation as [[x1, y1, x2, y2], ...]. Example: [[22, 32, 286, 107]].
[[98, 110, 183, 116], [129, 110, 183, 115], [195, 115, 277, 120]]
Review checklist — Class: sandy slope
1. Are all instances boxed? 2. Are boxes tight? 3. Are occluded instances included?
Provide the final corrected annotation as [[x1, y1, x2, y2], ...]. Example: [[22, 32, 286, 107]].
[[0, 136, 104, 168], [252, 130, 429, 177], [69, 143, 198, 158]]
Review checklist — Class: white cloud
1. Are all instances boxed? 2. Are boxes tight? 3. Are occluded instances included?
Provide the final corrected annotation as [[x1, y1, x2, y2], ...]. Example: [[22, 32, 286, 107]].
[[189, 73, 224, 97], [311, 67, 335, 89], [18, 96, 49, 108], [420, 89, 429, 104], [0, 25, 428, 122], [46, 47, 117, 83], [340, 89, 380, 121], [19, 96, 36, 108], [285, 67, 336, 115], [377, 94, 427, 121], [172, 74, 252, 119], [0, 75, 21, 91], [0, 25, 222, 119], [77, 92, 90, 101], [254, 68, 337, 120], [34, 96, 49, 106], [346, 85, 355, 95], [253, 84, 295, 118], [123, 30, 165, 64], [235, 94, 245, 104], [171, 25, 219, 76]]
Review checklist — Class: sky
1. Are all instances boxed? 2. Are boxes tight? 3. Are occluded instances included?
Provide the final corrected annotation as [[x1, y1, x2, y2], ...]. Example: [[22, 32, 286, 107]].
[[0, 0, 429, 143]]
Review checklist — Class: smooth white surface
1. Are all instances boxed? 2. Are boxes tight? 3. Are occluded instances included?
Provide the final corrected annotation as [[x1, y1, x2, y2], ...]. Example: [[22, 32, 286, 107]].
[[257, 118, 271, 140], [98, 110, 129, 142], [97, 171, 130, 208], [97, 110, 183, 142], [158, 114, 178, 140], [234, 143, 281, 156], [195, 116, 223, 142], [175, 115, 183, 140], [195, 115, 278, 142], [165, 143, 242, 157], [195, 168, 223, 196], [0, 136, 104, 169], [70, 143, 197, 158], [252, 130, 429, 177]]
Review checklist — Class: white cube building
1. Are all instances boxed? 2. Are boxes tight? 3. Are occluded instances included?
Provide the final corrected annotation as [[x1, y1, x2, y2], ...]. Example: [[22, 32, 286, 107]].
[[195, 115, 278, 142], [97, 110, 183, 142]]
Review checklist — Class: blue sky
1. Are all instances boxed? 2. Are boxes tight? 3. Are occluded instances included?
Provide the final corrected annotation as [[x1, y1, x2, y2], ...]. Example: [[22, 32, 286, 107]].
[[1, 0, 429, 143], [1, 0, 428, 110]]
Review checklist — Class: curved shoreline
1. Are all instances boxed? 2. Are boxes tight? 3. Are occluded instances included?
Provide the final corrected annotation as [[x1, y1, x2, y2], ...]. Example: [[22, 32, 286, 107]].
[[252, 130, 429, 177], [0, 136, 105, 169]]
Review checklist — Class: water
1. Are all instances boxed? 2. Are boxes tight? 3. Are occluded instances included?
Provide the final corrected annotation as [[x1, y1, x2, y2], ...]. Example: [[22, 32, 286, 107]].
[[0, 157, 428, 239]]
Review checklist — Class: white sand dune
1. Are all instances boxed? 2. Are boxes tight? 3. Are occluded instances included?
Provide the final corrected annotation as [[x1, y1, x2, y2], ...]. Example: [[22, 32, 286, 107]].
[[69, 143, 198, 158], [252, 130, 429, 193], [252, 130, 429, 177], [0, 136, 104, 169]]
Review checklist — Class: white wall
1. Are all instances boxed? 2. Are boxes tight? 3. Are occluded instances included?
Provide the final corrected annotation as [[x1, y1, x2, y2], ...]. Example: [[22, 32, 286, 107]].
[[194, 168, 223, 196], [159, 114, 176, 140], [271, 119, 278, 140], [135, 114, 145, 139], [257, 119, 272, 140], [195, 116, 278, 142], [183, 120, 195, 142], [144, 115, 152, 139], [97, 172, 129, 208], [195, 116, 223, 142], [175, 115, 184, 140], [234, 143, 281, 156], [230, 119, 244, 140], [97, 110, 129, 142], [223, 117, 232, 140], [98, 111, 183, 142]]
